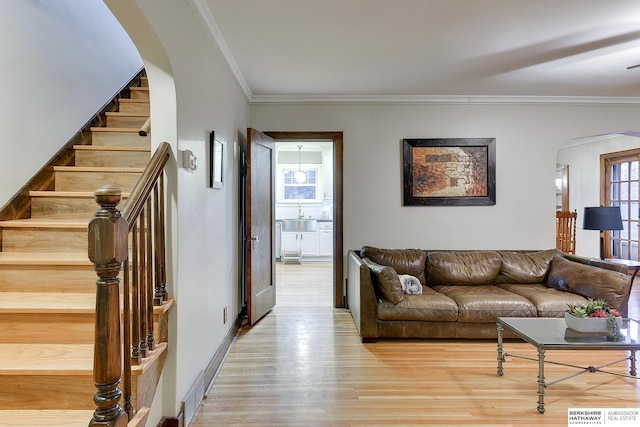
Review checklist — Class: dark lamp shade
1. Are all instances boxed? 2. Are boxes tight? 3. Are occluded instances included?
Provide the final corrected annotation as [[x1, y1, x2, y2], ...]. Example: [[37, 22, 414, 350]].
[[583, 207, 623, 231]]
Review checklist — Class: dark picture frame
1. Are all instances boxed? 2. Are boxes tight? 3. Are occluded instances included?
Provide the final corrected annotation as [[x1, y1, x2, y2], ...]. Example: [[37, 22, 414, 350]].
[[402, 138, 496, 206], [209, 131, 224, 189]]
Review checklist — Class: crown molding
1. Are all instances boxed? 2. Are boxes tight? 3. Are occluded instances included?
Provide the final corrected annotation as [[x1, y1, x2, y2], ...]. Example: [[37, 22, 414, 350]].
[[189, 0, 253, 102], [249, 94, 640, 105]]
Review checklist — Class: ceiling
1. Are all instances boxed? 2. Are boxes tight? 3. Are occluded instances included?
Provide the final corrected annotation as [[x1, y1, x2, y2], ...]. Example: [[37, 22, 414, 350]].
[[195, 0, 640, 103]]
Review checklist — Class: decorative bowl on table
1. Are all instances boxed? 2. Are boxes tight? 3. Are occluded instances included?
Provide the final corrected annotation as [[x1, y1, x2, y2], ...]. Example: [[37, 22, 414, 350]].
[[565, 299, 622, 336], [564, 312, 622, 333]]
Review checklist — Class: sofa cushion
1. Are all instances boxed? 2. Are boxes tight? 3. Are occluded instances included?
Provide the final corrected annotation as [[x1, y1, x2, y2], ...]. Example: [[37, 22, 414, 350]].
[[432, 285, 537, 322], [361, 246, 427, 284], [378, 288, 458, 322], [497, 283, 589, 317], [427, 251, 501, 286], [495, 249, 559, 284], [546, 255, 630, 311]]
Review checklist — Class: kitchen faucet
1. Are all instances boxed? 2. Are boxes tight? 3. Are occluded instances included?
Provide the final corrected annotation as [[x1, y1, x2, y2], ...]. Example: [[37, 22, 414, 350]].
[[298, 202, 304, 219]]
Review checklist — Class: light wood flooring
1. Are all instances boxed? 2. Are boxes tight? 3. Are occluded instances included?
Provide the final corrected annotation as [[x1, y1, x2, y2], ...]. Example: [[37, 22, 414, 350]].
[[194, 263, 640, 426], [275, 261, 334, 308]]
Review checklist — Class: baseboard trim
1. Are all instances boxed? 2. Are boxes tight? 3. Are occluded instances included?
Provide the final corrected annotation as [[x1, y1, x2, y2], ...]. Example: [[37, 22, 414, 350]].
[[166, 316, 242, 426], [204, 316, 243, 393]]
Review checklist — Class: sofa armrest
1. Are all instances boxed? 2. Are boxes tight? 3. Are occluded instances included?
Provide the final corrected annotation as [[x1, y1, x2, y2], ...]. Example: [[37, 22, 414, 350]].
[[347, 250, 378, 342], [552, 254, 632, 317]]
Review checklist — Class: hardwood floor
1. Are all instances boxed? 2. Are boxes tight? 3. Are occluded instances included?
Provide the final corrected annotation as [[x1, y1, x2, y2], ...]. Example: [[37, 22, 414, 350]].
[[194, 264, 640, 426], [275, 261, 334, 308]]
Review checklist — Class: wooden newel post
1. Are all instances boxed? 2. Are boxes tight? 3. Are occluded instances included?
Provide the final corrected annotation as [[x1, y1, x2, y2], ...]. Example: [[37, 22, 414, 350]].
[[88, 185, 129, 427]]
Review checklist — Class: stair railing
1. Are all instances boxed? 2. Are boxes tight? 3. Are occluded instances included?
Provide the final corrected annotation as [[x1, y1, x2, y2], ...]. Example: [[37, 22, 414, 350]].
[[88, 141, 170, 426]]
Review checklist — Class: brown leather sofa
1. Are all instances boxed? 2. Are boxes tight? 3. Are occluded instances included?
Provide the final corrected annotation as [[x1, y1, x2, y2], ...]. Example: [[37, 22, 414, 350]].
[[347, 247, 632, 342]]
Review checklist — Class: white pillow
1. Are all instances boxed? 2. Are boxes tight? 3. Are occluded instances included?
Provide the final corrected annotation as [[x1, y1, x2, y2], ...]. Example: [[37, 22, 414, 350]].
[[399, 274, 422, 295]]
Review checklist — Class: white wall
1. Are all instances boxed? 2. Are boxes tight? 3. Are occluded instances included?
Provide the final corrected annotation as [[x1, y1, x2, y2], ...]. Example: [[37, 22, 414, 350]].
[[0, 0, 142, 206], [108, 0, 250, 422], [250, 103, 640, 256], [557, 134, 640, 257]]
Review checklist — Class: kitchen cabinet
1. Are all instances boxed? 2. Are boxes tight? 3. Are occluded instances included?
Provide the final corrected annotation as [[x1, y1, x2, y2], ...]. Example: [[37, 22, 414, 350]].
[[323, 153, 333, 198], [275, 220, 282, 260], [281, 231, 318, 258], [300, 231, 318, 256], [318, 222, 333, 256], [280, 221, 332, 258]]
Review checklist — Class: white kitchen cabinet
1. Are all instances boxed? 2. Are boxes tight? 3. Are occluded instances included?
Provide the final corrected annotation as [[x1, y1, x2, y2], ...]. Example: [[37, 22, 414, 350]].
[[300, 231, 318, 256], [275, 221, 282, 260], [281, 231, 299, 257], [318, 222, 333, 256], [323, 153, 333, 198], [281, 221, 332, 259], [281, 231, 318, 257]]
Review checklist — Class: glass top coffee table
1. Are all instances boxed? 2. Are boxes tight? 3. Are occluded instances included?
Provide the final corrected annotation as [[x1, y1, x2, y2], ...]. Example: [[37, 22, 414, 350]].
[[496, 317, 640, 414]]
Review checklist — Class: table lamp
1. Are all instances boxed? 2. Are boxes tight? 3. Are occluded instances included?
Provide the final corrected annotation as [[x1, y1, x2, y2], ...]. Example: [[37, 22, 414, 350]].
[[583, 206, 623, 260]]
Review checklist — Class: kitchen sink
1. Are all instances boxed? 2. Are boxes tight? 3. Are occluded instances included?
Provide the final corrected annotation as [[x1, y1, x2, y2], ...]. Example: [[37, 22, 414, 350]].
[[281, 218, 318, 233]]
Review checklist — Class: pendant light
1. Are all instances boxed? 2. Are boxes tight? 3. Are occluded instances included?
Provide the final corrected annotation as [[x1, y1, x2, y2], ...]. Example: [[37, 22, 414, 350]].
[[294, 144, 307, 183]]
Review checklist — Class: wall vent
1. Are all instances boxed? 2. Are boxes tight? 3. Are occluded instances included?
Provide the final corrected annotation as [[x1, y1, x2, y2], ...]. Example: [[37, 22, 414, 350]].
[[181, 371, 204, 426]]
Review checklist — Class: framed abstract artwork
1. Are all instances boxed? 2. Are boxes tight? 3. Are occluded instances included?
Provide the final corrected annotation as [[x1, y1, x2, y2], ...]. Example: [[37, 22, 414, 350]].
[[402, 138, 496, 206]]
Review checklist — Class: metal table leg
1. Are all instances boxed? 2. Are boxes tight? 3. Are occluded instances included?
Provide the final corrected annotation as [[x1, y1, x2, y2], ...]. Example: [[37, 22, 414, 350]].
[[497, 322, 504, 376], [537, 347, 546, 414]]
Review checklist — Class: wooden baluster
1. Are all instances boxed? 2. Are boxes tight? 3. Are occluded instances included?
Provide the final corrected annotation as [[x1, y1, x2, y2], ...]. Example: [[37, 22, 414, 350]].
[[122, 258, 133, 418], [131, 221, 141, 365], [158, 173, 167, 303], [139, 208, 148, 358], [88, 185, 128, 427], [153, 183, 163, 305], [146, 197, 155, 351]]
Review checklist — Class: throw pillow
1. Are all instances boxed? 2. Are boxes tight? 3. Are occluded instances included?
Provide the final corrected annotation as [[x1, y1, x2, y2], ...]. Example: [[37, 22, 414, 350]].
[[375, 266, 404, 304], [398, 274, 423, 294], [360, 246, 427, 285], [547, 255, 629, 310]]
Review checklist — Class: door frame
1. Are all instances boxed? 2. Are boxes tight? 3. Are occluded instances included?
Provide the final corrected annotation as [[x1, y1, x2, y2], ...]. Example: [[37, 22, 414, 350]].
[[266, 131, 344, 308]]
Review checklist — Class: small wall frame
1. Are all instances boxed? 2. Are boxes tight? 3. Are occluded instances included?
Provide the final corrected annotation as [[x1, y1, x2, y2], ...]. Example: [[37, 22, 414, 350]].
[[402, 138, 496, 206], [210, 131, 224, 189]]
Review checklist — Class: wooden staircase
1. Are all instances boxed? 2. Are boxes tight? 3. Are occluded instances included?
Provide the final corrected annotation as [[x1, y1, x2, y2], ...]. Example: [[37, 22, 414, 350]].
[[0, 75, 170, 426]]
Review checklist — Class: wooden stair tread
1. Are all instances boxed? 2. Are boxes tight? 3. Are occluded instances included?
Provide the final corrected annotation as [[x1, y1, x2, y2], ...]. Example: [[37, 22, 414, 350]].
[[0, 410, 95, 426], [89, 126, 140, 133], [118, 98, 149, 103], [0, 218, 88, 228], [0, 292, 95, 313], [53, 166, 144, 173], [105, 111, 148, 117], [0, 343, 94, 374], [29, 191, 131, 198], [73, 145, 150, 152], [0, 252, 90, 266], [0, 293, 173, 315], [131, 342, 167, 375], [157, 298, 176, 315], [0, 342, 167, 375]]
